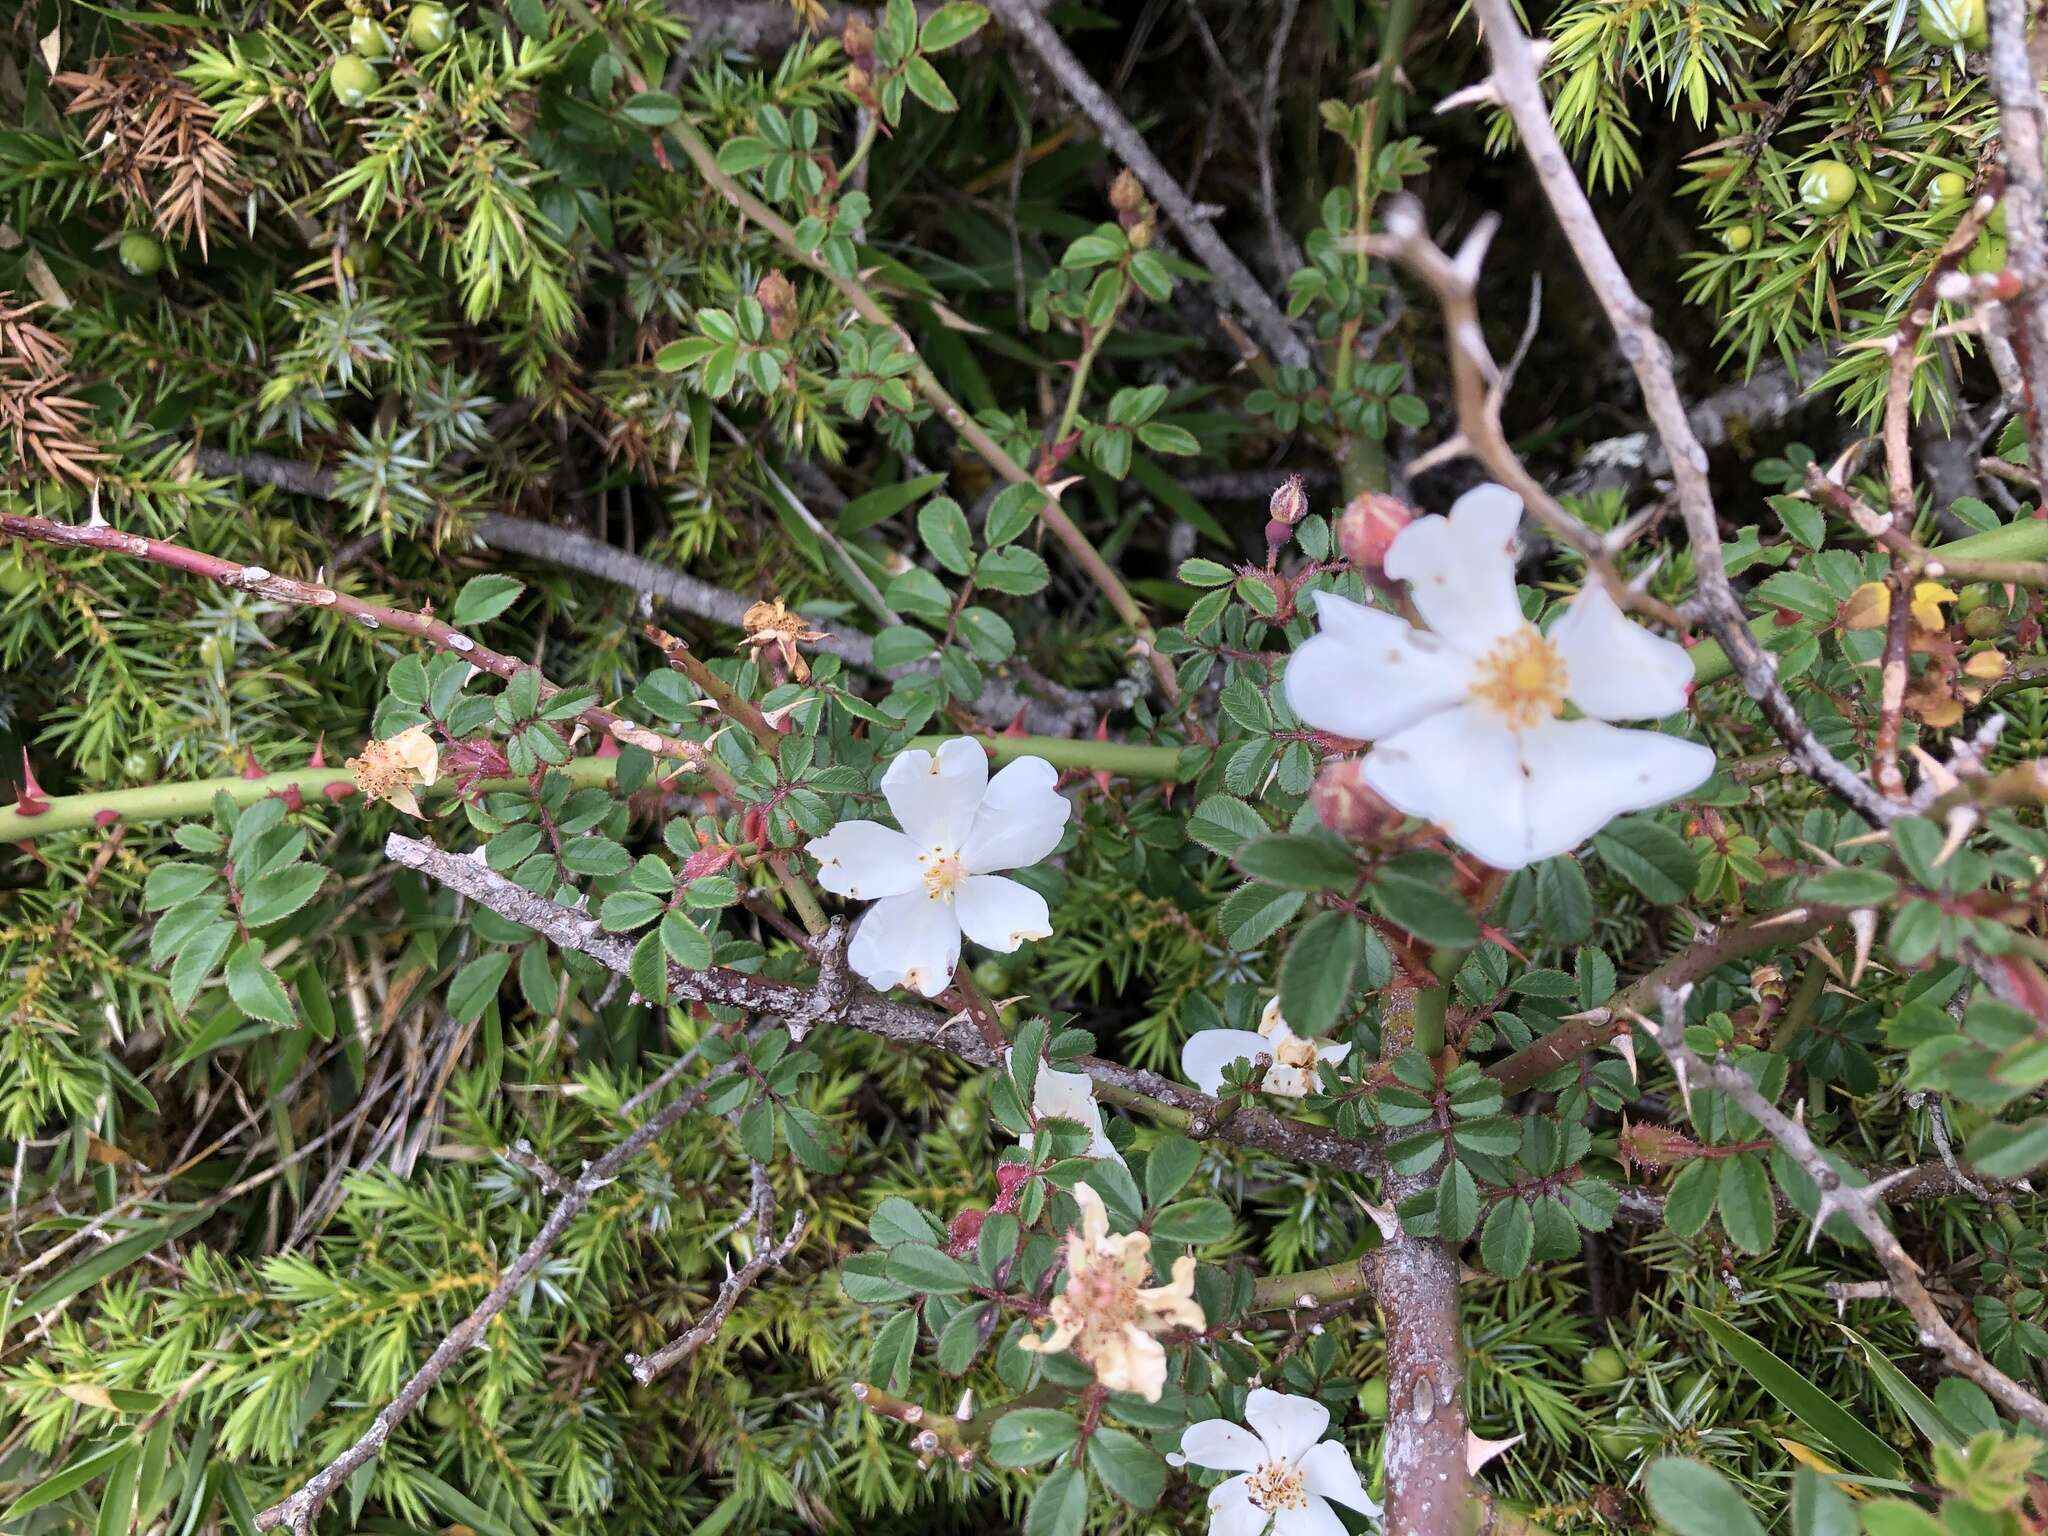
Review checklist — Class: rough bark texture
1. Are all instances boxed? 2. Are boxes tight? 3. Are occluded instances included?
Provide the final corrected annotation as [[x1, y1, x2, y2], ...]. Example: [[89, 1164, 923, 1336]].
[[1373, 986, 1471, 1536]]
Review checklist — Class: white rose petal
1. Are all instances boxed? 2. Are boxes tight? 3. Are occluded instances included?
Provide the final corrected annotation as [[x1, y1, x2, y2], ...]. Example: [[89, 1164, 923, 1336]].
[[807, 737, 1071, 998], [1179, 1388, 1380, 1536], [1181, 1001, 1349, 1101], [1287, 482, 1714, 870]]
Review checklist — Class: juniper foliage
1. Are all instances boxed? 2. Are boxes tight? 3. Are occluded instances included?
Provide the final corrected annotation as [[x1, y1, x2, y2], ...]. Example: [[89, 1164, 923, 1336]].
[[5, 3, 2048, 1536]]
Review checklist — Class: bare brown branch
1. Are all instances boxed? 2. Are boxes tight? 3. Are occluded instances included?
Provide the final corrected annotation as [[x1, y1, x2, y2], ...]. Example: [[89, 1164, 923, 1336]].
[[1649, 987, 2048, 1435], [981, 0, 1313, 372], [1463, 0, 1898, 831]]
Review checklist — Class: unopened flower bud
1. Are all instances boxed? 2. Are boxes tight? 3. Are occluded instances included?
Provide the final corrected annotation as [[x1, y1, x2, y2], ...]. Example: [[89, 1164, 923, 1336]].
[[1965, 605, 2004, 639], [1269, 473, 1309, 527], [755, 270, 797, 340], [1338, 490, 1417, 572], [845, 63, 871, 97], [1311, 757, 1407, 845], [991, 1159, 1033, 1211], [1617, 1117, 1704, 1173], [841, 15, 875, 67], [1109, 168, 1144, 214]]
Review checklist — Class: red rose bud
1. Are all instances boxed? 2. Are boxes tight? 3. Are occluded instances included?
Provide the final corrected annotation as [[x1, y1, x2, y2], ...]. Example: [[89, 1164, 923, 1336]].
[[742, 805, 769, 847], [1338, 491, 1417, 572], [1311, 757, 1407, 845], [442, 737, 512, 797]]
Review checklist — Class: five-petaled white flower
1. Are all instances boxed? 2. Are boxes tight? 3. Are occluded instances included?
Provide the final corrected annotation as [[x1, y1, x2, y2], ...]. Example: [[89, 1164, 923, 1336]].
[[807, 737, 1070, 998], [1178, 1388, 1380, 1536], [1018, 1181, 1204, 1402], [1181, 999, 1350, 1101], [1285, 483, 1713, 871]]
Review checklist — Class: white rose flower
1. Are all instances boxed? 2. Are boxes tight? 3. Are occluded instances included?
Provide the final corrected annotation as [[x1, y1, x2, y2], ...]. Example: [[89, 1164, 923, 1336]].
[[1178, 1387, 1380, 1536], [1284, 483, 1714, 871], [1181, 998, 1350, 1100], [807, 737, 1071, 998]]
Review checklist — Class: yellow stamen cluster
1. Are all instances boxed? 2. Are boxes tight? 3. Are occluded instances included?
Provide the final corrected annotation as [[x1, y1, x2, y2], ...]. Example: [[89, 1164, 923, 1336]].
[[1246, 1460, 1310, 1512], [1469, 625, 1569, 730], [1018, 1183, 1205, 1402], [919, 847, 964, 901]]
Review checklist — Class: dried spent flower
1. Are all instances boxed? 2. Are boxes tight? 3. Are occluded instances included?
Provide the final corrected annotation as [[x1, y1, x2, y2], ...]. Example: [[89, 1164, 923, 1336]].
[[1018, 1182, 1203, 1401], [346, 726, 440, 818], [741, 597, 829, 683]]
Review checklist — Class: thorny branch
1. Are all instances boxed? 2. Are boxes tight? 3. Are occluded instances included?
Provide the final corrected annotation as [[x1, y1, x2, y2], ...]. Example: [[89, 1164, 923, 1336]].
[[1984, 0, 2048, 495], [626, 1160, 808, 1384], [1355, 204, 1681, 630], [473, 512, 1125, 736], [1373, 986, 1469, 1536], [189, 448, 1118, 738], [1650, 986, 2048, 1436], [0, 512, 704, 767], [381, 834, 1382, 1174], [1461, 0, 1899, 832]]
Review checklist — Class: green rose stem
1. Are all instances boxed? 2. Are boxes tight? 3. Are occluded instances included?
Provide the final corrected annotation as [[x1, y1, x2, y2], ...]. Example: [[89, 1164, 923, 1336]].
[[1687, 515, 2048, 685], [910, 733, 1185, 780], [0, 757, 621, 843], [3, 737, 1187, 843]]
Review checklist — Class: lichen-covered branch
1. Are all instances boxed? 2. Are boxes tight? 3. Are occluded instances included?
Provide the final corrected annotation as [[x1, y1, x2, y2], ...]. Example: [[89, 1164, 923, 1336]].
[[382, 834, 1380, 1176], [625, 1161, 807, 1384], [253, 1028, 745, 1531], [1984, 0, 2048, 494]]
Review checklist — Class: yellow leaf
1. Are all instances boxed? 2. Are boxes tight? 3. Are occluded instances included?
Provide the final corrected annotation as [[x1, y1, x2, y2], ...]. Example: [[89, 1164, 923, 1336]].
[[1841, 581, 1889, 630]]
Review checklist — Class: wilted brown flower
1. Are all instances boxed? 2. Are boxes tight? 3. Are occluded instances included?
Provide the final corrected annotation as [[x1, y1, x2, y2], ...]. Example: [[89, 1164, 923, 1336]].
[[741, 597, 829, 682], [755, 271, 798, 341], [347, 726, 440, 817], [1018, 1182, 1204, 1402], [841, 14, 876, 70]]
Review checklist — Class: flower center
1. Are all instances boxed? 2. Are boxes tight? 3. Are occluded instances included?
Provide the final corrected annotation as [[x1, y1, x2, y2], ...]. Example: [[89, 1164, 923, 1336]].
[[1246, 1459, 1308, 1512], [1470, 625, 1568, 730], [920, 847, 964, 901]]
